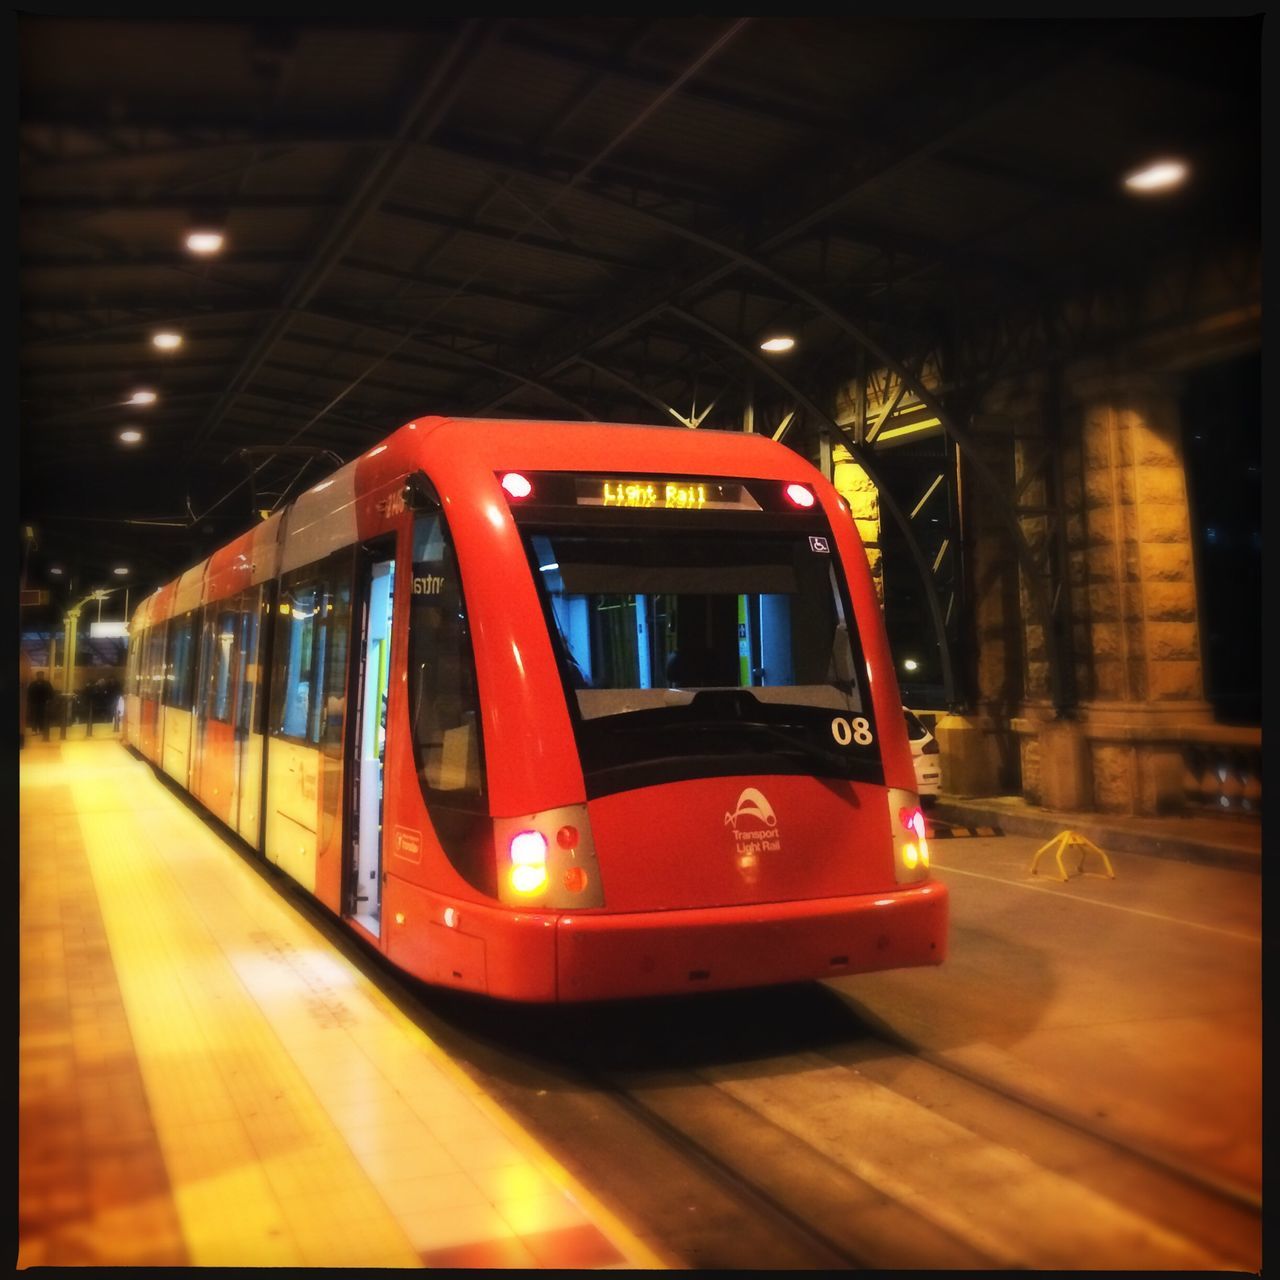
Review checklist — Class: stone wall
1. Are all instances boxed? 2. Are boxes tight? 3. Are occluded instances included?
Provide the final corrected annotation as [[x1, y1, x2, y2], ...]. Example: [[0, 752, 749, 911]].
[[813, 245, 1258, 815]]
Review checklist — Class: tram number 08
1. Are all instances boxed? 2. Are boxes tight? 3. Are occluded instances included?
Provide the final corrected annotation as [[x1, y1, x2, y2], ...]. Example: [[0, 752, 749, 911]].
[[831, 715, 874, 747]]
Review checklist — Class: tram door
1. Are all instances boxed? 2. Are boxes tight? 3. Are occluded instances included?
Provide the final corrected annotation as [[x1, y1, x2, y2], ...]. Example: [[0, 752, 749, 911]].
[[348, 550, 395, 937], [233, 585, 266, 848]]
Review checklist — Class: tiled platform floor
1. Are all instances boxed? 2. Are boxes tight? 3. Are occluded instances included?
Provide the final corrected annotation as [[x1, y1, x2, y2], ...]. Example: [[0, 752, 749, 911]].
[[18, 738, 667, 1269]]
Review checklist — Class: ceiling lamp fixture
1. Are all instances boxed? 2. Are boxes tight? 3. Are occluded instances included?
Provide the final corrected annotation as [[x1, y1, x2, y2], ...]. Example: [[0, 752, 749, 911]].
[[118, 428, 144, 445], [50, 566, 63, 576], [759, 335, 796, 353], [152, 331, 183, 351], [185, 229, 225, 255], [113, 566, 130, 576], [1122, 158, 1189, 194], [128, 389, 157, 406]]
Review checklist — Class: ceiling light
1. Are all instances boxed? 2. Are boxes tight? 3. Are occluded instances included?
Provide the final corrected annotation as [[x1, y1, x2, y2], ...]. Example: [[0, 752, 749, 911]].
[[129, 389, 157, 405], [903, 659, 919, 671], [50, 566, 63, 576], [113, 566, 130, 576], [152, 331, 183, 351], [759, 335, 796, 353], [118, 429, 144, 445], [1122, 158, 1188, 194], [185, 229, 225, 255]]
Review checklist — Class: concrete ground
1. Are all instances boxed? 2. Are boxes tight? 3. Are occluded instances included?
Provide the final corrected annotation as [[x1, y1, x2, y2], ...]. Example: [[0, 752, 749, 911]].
[[834, 828, 1262, 1197]]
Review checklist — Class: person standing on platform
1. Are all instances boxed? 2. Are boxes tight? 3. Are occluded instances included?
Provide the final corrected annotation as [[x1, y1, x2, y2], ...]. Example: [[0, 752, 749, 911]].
[[26, 673, 54, 740]]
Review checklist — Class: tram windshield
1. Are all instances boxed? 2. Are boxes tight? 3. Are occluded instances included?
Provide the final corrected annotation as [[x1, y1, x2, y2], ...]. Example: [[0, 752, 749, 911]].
[[525, 528, 883, 793]]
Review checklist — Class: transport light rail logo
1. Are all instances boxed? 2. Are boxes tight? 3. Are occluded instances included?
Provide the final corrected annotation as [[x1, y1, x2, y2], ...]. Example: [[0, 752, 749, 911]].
[[725, 787, 781, 881], [725, 787, 776, 829]]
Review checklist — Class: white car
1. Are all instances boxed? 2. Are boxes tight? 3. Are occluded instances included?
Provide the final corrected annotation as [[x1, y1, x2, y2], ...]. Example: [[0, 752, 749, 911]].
[[905, 710, 941, 803]]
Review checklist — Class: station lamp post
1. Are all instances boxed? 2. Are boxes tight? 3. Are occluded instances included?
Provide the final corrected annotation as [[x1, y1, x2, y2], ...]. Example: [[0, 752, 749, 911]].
[[58, 588, 117, 737]]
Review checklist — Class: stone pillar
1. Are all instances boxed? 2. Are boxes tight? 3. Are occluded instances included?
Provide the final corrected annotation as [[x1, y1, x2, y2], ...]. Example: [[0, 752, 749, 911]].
[[1069, 373, 1203, 703], [831, 445, 882, 604], [934, 713, 1000, 797], [1061, 371, 1213, 812], [1037, 717, 1090, 811]]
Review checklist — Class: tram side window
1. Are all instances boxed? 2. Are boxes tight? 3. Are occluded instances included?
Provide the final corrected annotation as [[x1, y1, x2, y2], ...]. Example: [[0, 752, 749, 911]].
[[204, 608, 238, 723], [145, 623, 166, 701], [408, 514, 485, 796], [320, 557, 353, 754], [273, 575, 321, 741], [197, 615, 216, 721], [309, 594, 328, 745], [164, 612, 197, 709], [234, 588, 262, 740], [271, 559, 349, 746], [127, 629, 141, 696]]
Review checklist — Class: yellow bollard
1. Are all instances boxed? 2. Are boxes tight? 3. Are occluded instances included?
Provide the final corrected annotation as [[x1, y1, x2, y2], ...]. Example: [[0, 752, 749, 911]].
[[1028, 830, 1116, 881]]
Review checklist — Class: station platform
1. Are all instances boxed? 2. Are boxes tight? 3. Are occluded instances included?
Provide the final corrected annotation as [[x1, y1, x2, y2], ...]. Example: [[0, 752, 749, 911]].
[[17, 737, 666, 1269]]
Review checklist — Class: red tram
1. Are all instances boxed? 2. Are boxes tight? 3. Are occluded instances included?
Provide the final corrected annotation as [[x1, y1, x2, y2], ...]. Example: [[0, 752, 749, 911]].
[[124, 418, 947, 1001]]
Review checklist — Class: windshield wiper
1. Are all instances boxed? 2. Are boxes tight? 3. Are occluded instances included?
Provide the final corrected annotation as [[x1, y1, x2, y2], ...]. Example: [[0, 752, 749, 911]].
[[608, 716, 851, 768], [730, 719, 853, 767]]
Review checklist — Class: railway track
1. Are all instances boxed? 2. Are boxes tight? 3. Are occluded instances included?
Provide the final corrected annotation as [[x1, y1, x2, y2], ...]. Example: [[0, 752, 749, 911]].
[[389, 981, 1262, 1271]]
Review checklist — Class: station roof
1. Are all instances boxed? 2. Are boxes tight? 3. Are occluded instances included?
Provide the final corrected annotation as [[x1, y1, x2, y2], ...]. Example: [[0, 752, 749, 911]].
[[18, 16, 1260, 601]]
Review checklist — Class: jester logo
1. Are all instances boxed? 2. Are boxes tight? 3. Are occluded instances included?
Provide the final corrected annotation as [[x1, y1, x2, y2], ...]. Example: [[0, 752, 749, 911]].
[[375, 490, 407, 519], [725, 787, 776, 830]]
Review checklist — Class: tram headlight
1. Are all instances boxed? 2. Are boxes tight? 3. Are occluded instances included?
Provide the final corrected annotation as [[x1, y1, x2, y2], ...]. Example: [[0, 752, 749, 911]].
[[888, 790, 930, 884], [509, 830, 549, 895], [495, 806, 605, 908]]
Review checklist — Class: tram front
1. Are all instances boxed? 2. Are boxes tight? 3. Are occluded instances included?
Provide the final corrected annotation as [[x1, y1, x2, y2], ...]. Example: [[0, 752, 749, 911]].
[[393, 421, 947, 1002]]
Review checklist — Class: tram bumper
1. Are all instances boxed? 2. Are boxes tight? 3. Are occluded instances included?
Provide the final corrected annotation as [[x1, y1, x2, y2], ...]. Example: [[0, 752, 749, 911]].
[[554, 878, 948, 1002]]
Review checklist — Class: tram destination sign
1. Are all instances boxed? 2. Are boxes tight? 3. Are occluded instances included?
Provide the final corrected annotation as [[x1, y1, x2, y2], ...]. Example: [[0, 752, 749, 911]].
[[576, 477, 757, 512]]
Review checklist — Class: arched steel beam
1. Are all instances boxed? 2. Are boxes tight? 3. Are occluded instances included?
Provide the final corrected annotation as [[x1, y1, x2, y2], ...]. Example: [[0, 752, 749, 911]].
[[665, 305, 958, 713], [417, 341, 594, 420], [188, 21, 501, 459], [572, 357, 698, 428], [605, 210, 1065, 710], [463, 165, 1070, 710], [681, 255, 1066, 713]]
